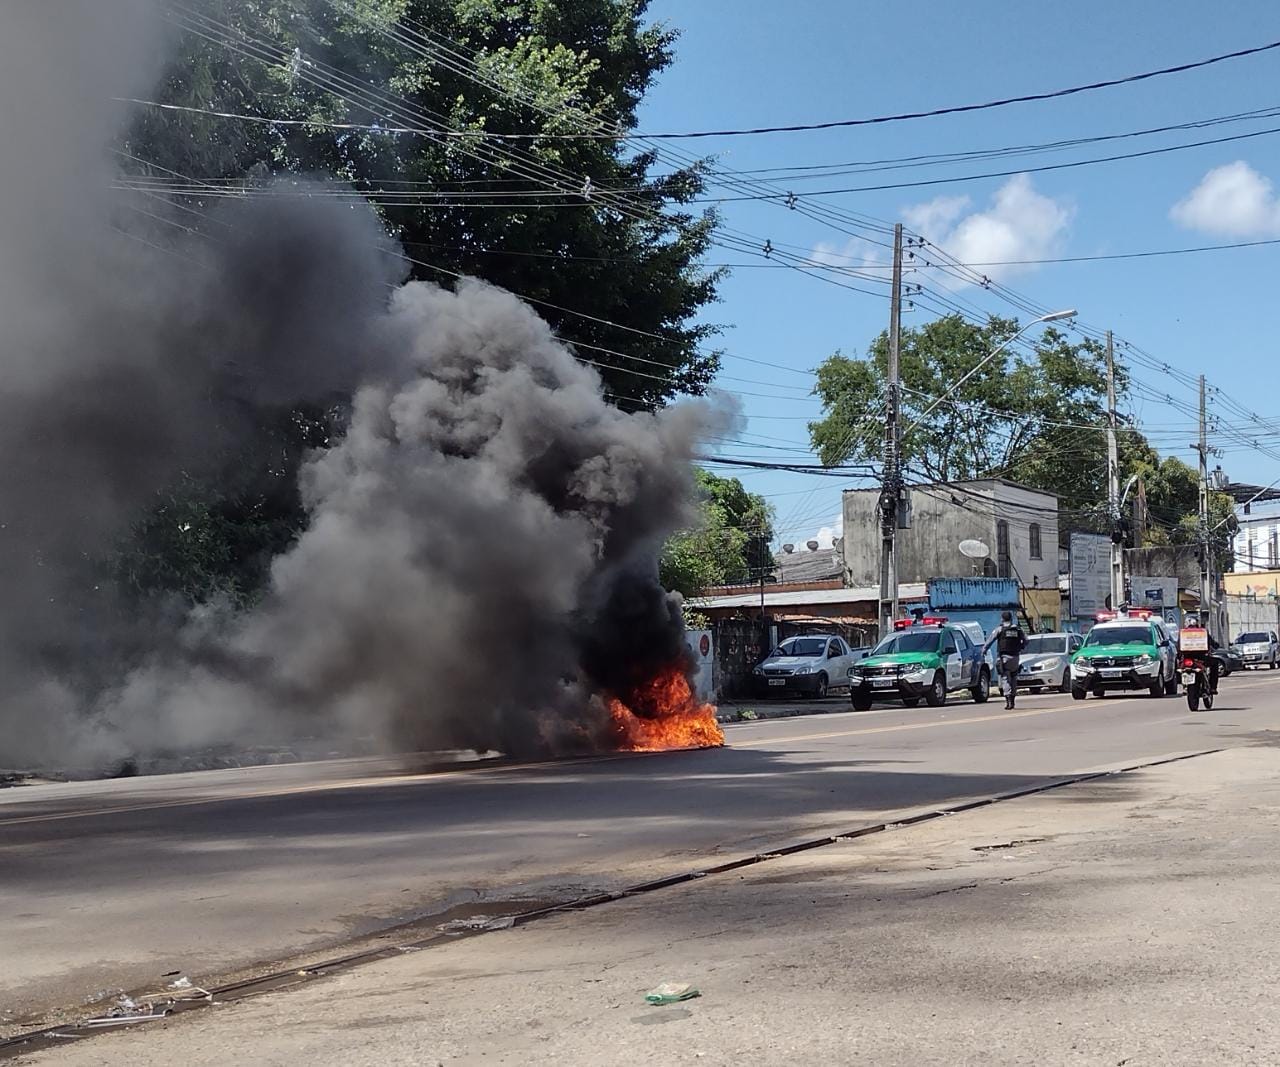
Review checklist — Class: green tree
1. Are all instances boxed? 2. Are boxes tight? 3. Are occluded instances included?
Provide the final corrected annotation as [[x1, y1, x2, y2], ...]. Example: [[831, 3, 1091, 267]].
[[116, 0, 724, 605], [660, 470, 774, 597], [125, 0, 721, 407], [810, 315, 1115, 513]]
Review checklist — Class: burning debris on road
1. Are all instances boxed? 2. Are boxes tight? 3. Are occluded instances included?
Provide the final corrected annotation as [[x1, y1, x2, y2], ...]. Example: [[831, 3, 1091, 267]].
[[0, 1, 727, 773]]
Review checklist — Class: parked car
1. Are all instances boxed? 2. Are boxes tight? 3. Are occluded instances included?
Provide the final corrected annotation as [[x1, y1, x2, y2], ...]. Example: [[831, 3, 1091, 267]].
[[1070, 611, 1178, 699], [1231, 630, 1279, 670], [753, 635, 859, 698], [1018, 632, 1083, 693], [847, 618, 990, 711]]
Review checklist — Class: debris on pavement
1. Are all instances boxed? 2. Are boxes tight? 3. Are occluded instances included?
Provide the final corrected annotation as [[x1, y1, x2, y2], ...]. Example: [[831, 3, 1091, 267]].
[[644, 982, 701, 1005], [437, 915, 517, 933]]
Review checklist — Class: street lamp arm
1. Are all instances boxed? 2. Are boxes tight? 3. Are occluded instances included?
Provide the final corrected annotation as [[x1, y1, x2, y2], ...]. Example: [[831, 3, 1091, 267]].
[[903, 309, 1076, 435]]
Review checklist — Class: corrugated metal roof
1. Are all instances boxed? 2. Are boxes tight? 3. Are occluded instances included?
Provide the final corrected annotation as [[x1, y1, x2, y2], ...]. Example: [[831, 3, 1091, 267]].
[[773, 547, 843, 583], [691, 583, 928, 610]]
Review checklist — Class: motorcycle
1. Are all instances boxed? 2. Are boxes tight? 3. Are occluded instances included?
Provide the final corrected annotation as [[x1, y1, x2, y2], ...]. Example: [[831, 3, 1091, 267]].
[[1182, 651, 1214, 711]]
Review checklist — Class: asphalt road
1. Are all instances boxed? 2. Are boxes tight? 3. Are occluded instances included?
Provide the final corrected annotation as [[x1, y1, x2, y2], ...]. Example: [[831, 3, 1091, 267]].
[[6, 670, 1280, 1026]]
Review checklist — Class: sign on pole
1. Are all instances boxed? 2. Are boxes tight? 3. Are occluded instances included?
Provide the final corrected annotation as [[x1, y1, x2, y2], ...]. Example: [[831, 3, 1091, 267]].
[[1129, 575, 1179, 624], [1069, 532, 1111, 619]]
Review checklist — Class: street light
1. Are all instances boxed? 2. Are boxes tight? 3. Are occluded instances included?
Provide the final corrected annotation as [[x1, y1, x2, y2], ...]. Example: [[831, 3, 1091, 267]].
[[905, 308, 1077, 432]]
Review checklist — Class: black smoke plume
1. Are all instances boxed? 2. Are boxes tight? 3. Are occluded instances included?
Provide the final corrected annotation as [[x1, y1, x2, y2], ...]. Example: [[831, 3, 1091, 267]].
[[0, 2, 727, 770]]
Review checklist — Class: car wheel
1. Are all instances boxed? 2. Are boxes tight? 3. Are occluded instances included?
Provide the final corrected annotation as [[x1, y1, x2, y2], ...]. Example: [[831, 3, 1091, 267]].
[[902, 697, 920, 708], [1071, 686, 1088, 701], [1164, 670, 1178, 696], [1272, 656, 1277, 670], [924, 672, 946, 707], [814, 673, 828, 699], [1148, 668, 1165, 698], [1059, 669, 1071, 694], [971, 668, 990, 704], [852, 694, 872, 711]]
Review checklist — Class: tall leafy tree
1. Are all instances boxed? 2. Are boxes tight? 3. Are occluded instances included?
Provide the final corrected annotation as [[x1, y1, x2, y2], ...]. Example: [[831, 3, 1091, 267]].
[[125, 0, 721, 407], [115, 0, 724, 605], [660, 470, 775, 597], [810, 315, 1115, 512]]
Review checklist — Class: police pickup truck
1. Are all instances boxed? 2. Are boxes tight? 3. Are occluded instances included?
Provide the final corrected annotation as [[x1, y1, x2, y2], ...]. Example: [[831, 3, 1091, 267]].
[[847, 616, 991, 711]]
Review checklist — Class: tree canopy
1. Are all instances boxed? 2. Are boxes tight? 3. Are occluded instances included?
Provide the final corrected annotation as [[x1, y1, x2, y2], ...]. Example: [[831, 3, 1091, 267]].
[[809, 313, 1229, 557], [125, 0, 722, 408], [112, 0, 725, 606], [660, 470, 775, 597], [810, 315, 1115, 513]]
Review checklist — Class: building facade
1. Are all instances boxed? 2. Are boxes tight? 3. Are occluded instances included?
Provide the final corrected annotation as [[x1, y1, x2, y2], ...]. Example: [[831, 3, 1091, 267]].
[[842, 479, 1060, 594], [1232, 511, 1280, 573]]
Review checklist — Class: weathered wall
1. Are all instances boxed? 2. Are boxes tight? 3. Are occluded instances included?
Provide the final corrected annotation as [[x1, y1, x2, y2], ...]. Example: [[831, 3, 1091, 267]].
[[1021, 587, 1062, 630], [1224, 595, 1280, 641], [842, 488, 985, 588], [1225, 571, 1280, 598], [990, 482, 1060, 592]]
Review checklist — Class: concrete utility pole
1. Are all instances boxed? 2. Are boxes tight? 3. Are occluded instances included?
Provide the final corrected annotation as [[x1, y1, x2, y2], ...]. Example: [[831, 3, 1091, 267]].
[[1196, 374, 1212, 635], [1106, 331, 1124, 610], [878, 223, 904, 639]]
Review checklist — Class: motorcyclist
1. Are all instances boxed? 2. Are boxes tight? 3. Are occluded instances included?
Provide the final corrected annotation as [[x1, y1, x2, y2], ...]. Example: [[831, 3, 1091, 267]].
[[983, 610, 1028, 709], [1180, 613, 1220, 695]]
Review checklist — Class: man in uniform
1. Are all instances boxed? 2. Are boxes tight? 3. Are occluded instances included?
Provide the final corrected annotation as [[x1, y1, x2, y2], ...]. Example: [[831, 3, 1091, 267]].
[[983, 610, 1028, 709]]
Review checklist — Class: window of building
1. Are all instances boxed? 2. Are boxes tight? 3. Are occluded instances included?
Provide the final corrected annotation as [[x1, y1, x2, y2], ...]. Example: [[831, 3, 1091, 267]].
[[996, 520, 1011, 579], [1029, 522, 1042, 560]]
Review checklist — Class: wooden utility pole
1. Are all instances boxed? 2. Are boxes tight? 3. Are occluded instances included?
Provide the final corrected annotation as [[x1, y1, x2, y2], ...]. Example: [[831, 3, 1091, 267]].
[[878, 223, 904, 639], [1106, 331, 1124, 609], [1196, 375, 1212, 635]]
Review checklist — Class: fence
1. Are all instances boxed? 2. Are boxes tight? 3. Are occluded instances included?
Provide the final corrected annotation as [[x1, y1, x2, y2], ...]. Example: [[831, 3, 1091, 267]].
[[707, 617, 876, 700], [1225, 594, 1280, 641]]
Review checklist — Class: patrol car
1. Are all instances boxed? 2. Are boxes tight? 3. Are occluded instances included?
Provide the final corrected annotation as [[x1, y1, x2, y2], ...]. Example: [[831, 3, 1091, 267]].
[[1069, 609, 1179, 700], [847, 616, 991, 711]]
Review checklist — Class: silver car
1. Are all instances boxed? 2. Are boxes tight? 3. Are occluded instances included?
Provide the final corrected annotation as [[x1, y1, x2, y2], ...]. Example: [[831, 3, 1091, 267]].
[[1018, 632, 1083, 693], [753, 635, 859, 698], [1232, 630, 1279, 669]]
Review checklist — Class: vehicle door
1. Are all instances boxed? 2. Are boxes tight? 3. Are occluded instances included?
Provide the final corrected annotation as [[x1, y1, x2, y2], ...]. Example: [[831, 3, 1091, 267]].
[[825, 638, 849, 682], [952, 629, 979, 685], [941, 630, 963, 690], [1154, 622, 1175, 676]]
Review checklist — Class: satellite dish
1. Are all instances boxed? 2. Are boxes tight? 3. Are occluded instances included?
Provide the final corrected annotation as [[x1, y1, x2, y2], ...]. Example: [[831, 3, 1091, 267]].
[[959, 539, 991, 559]]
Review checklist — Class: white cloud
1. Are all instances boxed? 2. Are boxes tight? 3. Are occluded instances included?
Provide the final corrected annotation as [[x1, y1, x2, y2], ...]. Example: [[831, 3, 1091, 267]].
[[814, 512, 843, 550], [902, 174, 1072, 284], [1171, 161, 1280, 238], [810, 235, 885, 269]]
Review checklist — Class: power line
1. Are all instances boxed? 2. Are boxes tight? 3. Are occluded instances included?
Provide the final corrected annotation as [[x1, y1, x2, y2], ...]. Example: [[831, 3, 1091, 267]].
[[623, 38, 1280, 139], [697, 121, 1280, 200]]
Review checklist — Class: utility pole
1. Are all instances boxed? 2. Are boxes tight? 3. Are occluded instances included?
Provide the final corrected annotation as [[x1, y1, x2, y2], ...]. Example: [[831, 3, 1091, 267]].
[[878, 223, 904, 639], [1196, 374, 1212, 636], [1105, 331, 1124, 610]]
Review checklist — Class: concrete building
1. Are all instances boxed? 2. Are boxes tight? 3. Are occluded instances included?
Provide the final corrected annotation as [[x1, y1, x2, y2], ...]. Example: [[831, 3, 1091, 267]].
[[842, 479, 1060, 594], [1232, 510, 1280, 572]]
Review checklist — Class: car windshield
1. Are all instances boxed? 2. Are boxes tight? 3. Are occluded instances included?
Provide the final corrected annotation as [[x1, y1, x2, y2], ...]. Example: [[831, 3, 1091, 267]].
[[774, 638, 828, 658], [1024, 636, 1068, 655], [871, 631, 941, 656], [1236, 632, 1269, 644], [1084, 625, 1151, 647]]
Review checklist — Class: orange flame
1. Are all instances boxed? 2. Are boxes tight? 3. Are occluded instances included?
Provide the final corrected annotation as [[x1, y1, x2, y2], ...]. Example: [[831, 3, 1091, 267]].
[[607, 664, 724, 752]]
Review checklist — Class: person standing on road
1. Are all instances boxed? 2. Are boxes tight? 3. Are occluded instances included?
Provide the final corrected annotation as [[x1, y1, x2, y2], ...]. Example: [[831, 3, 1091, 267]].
[[983, 611, 1028, 709]]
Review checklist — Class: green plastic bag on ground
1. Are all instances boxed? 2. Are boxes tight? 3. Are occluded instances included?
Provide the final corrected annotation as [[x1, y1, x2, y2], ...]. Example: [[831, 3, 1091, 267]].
[[645, 982, 701, 1005]]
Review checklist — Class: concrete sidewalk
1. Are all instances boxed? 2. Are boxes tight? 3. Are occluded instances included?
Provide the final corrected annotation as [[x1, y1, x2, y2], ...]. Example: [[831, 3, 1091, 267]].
[[20, 745, 1280, 1066]]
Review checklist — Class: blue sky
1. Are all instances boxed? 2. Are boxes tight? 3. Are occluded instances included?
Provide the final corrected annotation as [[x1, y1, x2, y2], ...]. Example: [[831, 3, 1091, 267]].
[[636, 1, 1280, 546]]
